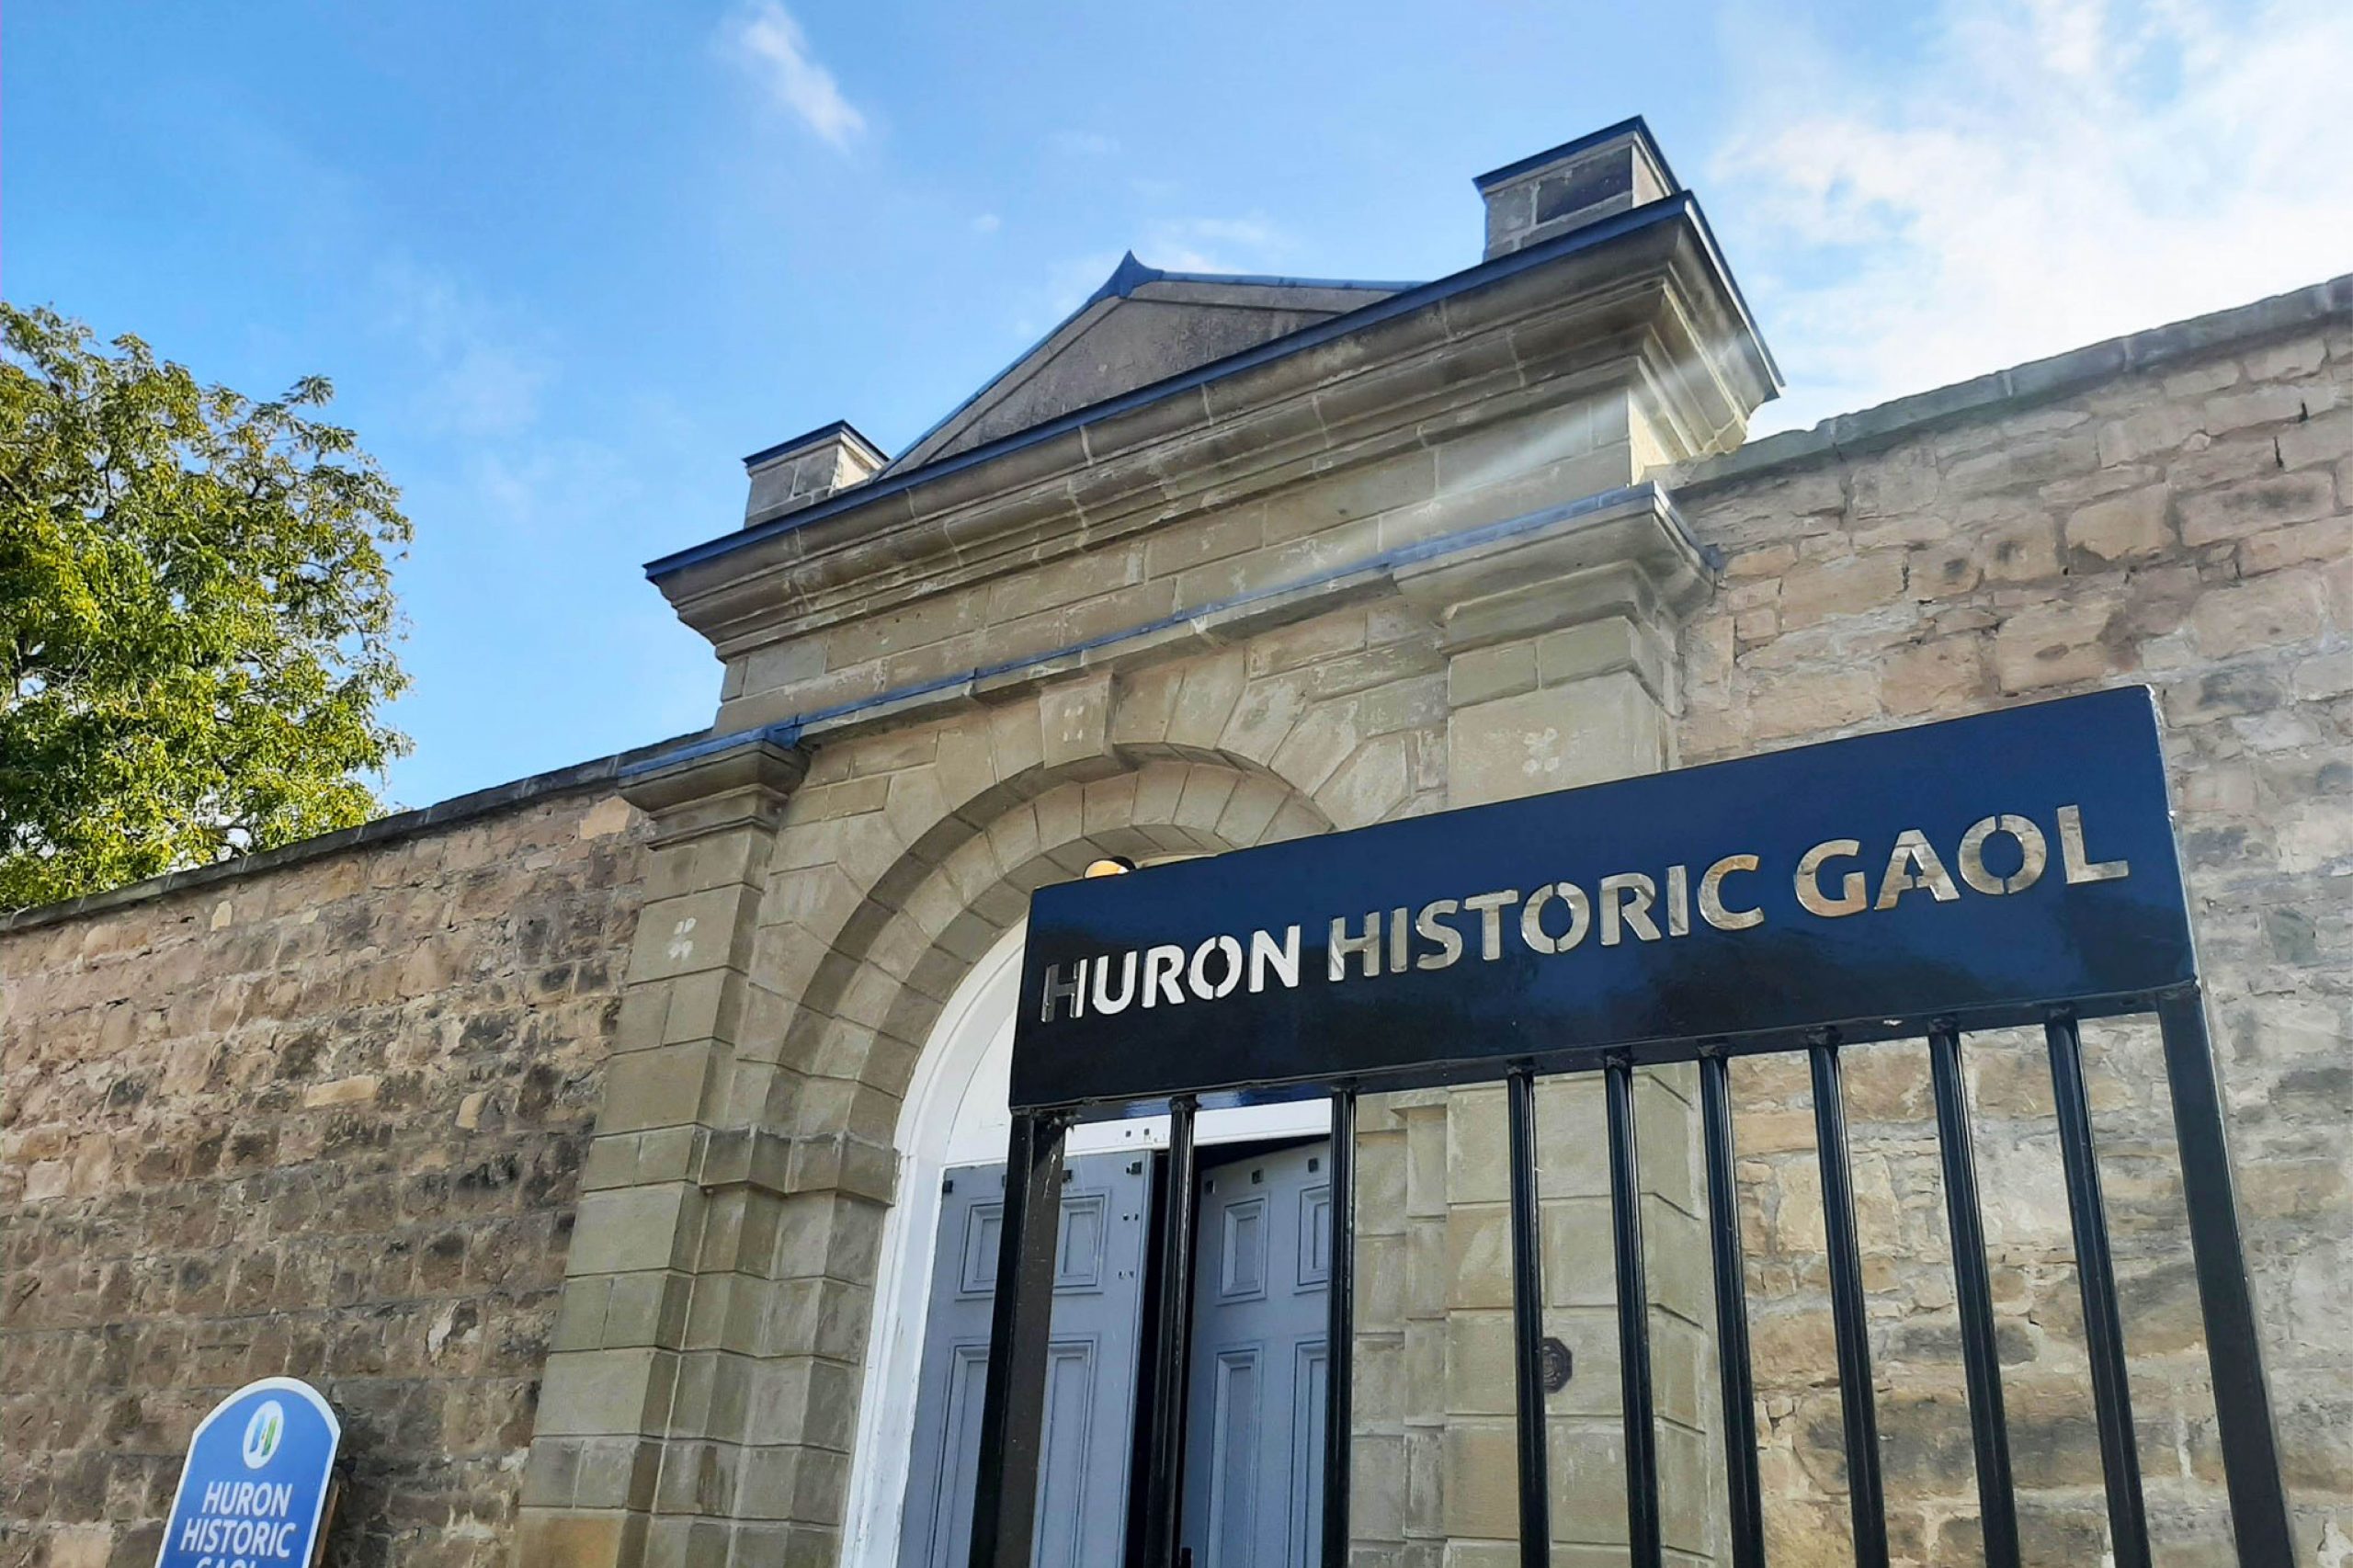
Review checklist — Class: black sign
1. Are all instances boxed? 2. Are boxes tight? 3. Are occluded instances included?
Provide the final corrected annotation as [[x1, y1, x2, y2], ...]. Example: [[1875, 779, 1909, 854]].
[[1012, 687, 2195, 1112]]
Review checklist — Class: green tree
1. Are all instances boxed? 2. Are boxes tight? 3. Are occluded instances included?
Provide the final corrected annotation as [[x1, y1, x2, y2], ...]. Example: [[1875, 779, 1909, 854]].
[[0, 304, 412, 910]]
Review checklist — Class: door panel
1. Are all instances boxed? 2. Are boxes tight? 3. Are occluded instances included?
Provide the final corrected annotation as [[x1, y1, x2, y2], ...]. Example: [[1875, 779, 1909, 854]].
[[1183, 1142, 1331, 1568], [899, 1153, 1151, 1568]]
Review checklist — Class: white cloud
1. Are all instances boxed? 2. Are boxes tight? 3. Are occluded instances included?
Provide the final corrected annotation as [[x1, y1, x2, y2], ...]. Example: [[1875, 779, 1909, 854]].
[[371, 259, 547, 438], [725, 1, 866, 152], [1140, 215, 1290, 275], [1049, 130, 1120, 157], [1712, 0, 2353, 435], [972, 212, 1002, 234]]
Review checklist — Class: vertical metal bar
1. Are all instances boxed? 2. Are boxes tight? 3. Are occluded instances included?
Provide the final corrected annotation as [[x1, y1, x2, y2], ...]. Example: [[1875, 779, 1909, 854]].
[[968, 1110, 1068, 1568], [1506, 1067, 1552, 1568], [1607, 1056, 1665, 1568], [1322, 1088, 1357, 1568], [1138, 1097, 1199, 1568], [1927, 1028, 2022, 1568], [1810, 1037, 1890, 1568], [2045, 1014, 2152, 1568], [1698, 1052, 1766, 1568], [2154, 990, 2296, 1566]]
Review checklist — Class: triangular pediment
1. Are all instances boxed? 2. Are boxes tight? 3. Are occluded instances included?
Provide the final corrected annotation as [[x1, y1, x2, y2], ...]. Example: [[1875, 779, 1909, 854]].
[[887, 254, 1411, 474]]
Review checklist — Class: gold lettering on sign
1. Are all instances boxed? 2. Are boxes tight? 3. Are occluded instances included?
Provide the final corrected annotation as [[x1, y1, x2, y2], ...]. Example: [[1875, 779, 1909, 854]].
[[1329, 913, 1381, 981], [1091, 950, 1138, 1015], [1461, 890, 1521, 960], [1041, 960, 1086, 1022], [1600, 873, 1661, 945], [1874, 829, 1962, 910], [1665, 865, 1691, 937], [1958, 815, 2047, 895], [1189, 935, 1245, 1001], [1415, 901, 1465, 970], [1249, 926, 1301, 992], [1142, 944, 1188, 1006], [1699, 855, 1764, 930], [2058, 804, 2131, 883], [1795, 839, 1868, 916], [1520, 882, 1592, 955]]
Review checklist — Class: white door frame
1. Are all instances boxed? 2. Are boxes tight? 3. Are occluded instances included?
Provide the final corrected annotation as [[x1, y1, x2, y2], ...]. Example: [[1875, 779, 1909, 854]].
[[841, 921, 1328, 1567]]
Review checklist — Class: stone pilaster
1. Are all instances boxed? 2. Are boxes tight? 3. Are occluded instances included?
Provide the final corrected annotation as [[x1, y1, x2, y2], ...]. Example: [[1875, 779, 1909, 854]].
[[519, 735, 810, 1568], [1367, 487, 1724, 1565]]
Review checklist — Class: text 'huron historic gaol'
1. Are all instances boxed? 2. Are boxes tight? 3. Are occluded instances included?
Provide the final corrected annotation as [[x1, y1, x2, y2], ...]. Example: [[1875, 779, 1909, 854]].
[[6, 109, 2345, 1568]]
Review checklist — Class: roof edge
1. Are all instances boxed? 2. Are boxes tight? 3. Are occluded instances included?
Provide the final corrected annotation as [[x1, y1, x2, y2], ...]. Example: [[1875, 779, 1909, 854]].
[[883, 255, 1420, 479], [743, 419, 887, 471], [648, 191, 1747, 584], [0, 731, 706, 937], [1472, 115, 1681, 194], [1678, 270, 2353, 494]]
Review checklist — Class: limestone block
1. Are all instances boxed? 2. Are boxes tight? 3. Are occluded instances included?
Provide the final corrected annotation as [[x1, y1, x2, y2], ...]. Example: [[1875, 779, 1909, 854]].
[[2241, 514, 2353, 576], [1880, 637, 1988, 718], [2188, 574, 2326, 659], [2177, 472, 2335, 545], [1448, 676, 1666, 806], [1775, 551, 1908, 631], [1445, 1204, 1515, 1311], [2065, 486, 2174, 562], [534, 1347, 681, 1438], [1990, 598, 2123, 693], [1318, 733, 1413, 828], [1443, 1311, 1518, 1415], [569, 1185, 702, 1277], [1441, 1420, 1522, 1540], [1747, 666, 1879, 742], [2277, 407, 2353, 471]]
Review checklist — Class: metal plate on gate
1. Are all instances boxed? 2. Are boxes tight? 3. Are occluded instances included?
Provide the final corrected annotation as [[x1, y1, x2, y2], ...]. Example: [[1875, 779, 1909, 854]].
[[1012, 686, 2194, 1112]]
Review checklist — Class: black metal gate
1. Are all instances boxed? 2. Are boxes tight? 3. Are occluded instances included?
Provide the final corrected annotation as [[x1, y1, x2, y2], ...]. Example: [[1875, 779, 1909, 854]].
[[972, 687, 2296, 1568]]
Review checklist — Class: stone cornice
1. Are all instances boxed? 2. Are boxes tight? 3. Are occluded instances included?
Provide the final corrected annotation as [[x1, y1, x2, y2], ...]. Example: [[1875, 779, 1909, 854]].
[[618, 730, 809, 846], [745, 483, 1711, 748], [1393, 485, 1717, 654], [651, 196, 1775, 662]]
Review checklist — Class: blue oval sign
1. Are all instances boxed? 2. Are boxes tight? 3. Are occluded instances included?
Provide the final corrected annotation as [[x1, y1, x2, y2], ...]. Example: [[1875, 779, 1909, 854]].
[[154, 1379, 340, 1568]]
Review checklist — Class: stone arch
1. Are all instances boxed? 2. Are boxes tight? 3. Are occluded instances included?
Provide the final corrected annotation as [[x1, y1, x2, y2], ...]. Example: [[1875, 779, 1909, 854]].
[[749, 649, 1407, 1153], [761, 749, 1332, 1144], [792, 735, 1341, 1568]]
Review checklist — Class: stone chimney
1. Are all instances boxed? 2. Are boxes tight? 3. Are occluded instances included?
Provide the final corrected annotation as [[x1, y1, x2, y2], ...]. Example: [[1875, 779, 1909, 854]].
[[1475, 117, 1679, 260], [742, 420, 887, 526]]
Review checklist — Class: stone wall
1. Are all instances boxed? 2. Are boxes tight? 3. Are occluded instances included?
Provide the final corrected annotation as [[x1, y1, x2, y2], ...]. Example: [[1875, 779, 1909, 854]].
[[0, 784, 650, 1568], [5, 264, 2349, 1568], [1674, 291, 2353, 1562]]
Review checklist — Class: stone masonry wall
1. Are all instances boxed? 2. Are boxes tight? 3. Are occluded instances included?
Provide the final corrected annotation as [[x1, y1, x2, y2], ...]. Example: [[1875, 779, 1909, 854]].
[[1675, 301, 2353, 1562], [0, 788, 649, 1568]]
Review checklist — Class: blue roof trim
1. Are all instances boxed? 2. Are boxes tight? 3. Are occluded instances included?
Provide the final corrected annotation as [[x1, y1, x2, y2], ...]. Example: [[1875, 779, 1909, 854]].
[[1086, 250, 1159, 306], [630, 481, 1702, 765], [743, 418, 886, 470], [618, 719, 805, 781], [1086, 252, 1421, 303], [1679, 189, 1781, 390], [1472, 115, 1682, 196], [647, 191, 1763, 583]]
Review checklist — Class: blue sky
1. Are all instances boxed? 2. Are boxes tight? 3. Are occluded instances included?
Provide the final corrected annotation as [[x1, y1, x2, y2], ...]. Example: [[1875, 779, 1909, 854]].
[[11, 0, 2347, 807]]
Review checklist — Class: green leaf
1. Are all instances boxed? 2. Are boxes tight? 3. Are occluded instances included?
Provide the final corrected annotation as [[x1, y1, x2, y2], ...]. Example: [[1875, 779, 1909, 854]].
[[0, 303, 413, 909]]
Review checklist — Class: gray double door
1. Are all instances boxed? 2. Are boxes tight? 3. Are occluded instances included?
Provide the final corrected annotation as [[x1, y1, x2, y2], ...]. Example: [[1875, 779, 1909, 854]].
[[899, 1141, 1330, 1568]]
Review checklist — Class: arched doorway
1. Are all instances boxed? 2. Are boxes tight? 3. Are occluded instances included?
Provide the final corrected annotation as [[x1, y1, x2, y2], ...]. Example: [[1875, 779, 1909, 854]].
[[844, 920, 1331, 1567]]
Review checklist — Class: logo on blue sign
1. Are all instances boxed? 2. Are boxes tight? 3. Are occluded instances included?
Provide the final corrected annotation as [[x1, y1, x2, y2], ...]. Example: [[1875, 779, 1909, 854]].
[[155, 1379, 339, 1568]]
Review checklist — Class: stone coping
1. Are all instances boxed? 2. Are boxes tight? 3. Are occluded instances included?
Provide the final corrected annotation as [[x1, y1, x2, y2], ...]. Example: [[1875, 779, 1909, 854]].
[[0, 732, 703, 936], [1676, 271, 2353, 494]]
